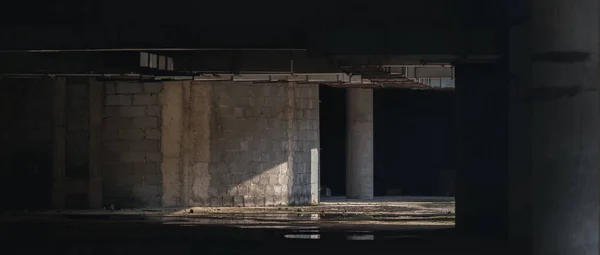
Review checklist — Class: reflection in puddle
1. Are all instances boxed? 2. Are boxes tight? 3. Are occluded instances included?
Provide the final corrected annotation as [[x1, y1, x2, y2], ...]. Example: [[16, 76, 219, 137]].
[[346, 231, 375, 240], [284, 229, 321, 239], [70, 210, 453, 230], [156, 213, 325, 226], [284, 234, 321, 239], [347, 234, 374, 240], [283, 230, 376, 241]]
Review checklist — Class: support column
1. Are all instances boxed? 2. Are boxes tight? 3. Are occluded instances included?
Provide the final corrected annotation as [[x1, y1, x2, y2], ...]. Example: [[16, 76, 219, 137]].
[[88, 78, 103, 208], [52, 78, 66, 209], [310, 85, 321, 204], [529, 0, 599, 254], [346, 88, 373, 199], [508, 0, 532, 250]]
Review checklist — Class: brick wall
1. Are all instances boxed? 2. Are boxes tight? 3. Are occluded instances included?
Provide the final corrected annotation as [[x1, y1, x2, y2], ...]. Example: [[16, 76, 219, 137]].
[[102, 81, 163, 207]]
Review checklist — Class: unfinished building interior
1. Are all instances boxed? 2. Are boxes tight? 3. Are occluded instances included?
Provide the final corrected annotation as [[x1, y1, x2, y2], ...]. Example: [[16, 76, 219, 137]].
[[2, 70, 453, 209], [1, 0, 598, 254]]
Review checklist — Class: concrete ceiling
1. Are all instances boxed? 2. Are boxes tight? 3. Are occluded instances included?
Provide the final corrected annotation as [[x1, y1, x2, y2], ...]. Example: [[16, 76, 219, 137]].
[[0, 0, 505, 56]]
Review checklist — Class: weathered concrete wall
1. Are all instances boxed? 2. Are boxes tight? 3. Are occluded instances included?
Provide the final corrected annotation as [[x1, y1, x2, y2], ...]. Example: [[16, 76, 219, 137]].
[[102, 81, 164, 207], [160, 81, 185, 207], [0, 77, 320, 209], [1, 78, 319, 209], [204, 82, 318, 206], [159, 81, 319, 207]]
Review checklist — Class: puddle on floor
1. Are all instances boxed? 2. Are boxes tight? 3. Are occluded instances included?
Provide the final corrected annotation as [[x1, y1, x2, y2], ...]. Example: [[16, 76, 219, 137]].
[[51, 212, 453, 228], [347, 234, 375, 240], [283, 230, 377, 240], [284, 233, 321, 239], [284, 230, 322, 239]]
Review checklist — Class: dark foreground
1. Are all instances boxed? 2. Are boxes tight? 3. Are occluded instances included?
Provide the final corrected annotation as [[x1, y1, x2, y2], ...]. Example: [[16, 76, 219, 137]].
[[0, 201, 506, 255]]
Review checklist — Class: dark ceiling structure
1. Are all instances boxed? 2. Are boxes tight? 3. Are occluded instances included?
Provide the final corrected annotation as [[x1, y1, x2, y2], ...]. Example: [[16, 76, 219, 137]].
[[0, 0, 508, 89]]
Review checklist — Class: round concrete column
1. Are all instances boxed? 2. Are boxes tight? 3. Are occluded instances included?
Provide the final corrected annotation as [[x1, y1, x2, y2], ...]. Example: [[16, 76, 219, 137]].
[[531, 0, 599, 254], [346, 88, 374, 199]]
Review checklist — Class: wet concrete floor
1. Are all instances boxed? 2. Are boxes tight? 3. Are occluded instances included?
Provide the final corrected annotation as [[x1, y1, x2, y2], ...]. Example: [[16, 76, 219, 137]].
[[0, 199, 506, 254]]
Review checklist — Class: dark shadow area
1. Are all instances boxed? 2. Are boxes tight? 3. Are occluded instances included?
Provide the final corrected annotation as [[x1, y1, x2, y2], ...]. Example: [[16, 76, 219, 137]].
[[0, 213, 505, 255], [319, 87, 456, 198], [0, 79, 54, 212], [454, 63, 509, 236], [374, 89, 457, 197], [3, 153, 52, 211], [319, 85, 347, 196], [64, 78, 91, 209]]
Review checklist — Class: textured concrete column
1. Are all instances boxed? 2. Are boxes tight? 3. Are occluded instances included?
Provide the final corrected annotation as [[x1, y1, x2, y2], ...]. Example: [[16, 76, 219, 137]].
[[346, 88, 373, 199], [88, 78, 103, 208], [310, 85, 320, 204], [160, 81, 184, 207], [286, 82, 296, 205], [180, 81, 191, 206], [530, 0, 599, 254], [52, 78, 67, 209]]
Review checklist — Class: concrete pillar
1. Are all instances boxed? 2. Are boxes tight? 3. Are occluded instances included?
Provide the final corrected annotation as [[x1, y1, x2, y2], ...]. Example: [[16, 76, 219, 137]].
[[286, 82, 296, 205], [88, 78, 103, 208], [310, 85, 320, 204], [529, 0, 599, 254], [160, 81, 184, 207], [346, 88, 373, 199], [508, 1, 533, 250], [52, 78, 66, 209], [180, 81, 192, 207]]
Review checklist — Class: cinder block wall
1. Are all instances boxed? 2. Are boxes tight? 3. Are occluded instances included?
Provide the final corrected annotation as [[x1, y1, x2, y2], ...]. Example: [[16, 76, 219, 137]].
[[194, 82, 317, 206], [100, 80, 319, 208], [1, 78, 319, 209], [160, 81, 319, 207], [102, 81, 164, 207]]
